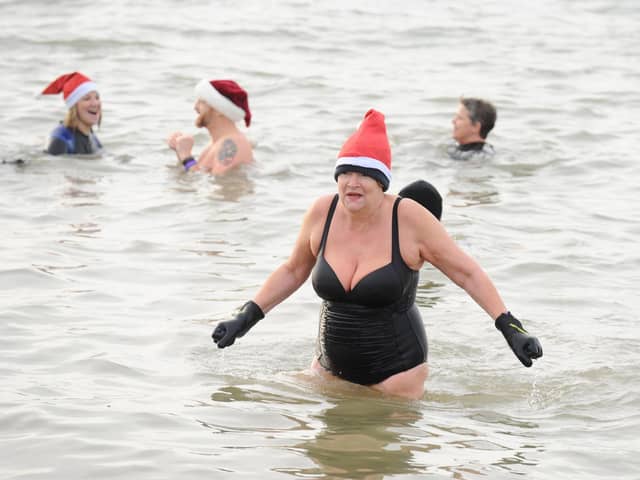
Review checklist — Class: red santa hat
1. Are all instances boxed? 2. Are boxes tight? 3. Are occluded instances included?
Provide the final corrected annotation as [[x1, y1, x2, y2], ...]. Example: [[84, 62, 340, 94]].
[[334, 109, 392, 191], [41, 72, 98, 109], [194, 79, 251, 127]]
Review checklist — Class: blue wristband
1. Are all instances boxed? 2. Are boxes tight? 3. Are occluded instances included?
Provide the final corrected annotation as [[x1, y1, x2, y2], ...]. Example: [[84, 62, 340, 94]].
[[182, 156, 197, 171]]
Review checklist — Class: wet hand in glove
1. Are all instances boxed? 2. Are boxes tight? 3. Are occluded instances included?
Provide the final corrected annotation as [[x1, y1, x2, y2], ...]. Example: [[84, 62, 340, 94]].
[[495, 312, 543, 367], [212, 301, 264, 348]]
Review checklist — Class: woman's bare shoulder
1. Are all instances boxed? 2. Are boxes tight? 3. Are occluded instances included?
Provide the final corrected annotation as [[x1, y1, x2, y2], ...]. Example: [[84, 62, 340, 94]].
[[304, 194, 337, 255], [301, 194, 336, 229]]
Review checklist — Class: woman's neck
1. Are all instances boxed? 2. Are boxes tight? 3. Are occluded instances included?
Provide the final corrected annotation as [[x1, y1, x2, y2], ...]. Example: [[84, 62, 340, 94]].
[[76, 121, 92, 135], [343, 194, 387, 229]]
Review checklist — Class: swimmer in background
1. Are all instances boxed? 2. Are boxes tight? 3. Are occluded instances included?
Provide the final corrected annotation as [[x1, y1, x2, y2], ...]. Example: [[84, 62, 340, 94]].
[[448, 97, 496, 160], [211, 109, 542, 400], [41, 72, 103, 155], [167, 79, 253, 175]]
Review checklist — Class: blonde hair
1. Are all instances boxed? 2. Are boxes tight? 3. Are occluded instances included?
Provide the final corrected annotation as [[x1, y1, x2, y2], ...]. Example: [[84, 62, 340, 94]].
[[63, 104, 102, 130]]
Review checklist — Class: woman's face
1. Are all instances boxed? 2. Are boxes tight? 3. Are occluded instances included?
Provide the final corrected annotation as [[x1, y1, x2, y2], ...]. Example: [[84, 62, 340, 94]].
[[337, 171, 382, 211], [451, 103, 479, 144], [75, 91, 101, 129]]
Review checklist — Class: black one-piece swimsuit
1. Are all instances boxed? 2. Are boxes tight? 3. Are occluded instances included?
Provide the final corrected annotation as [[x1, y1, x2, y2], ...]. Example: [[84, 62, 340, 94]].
[[311, 195, 428, 385]]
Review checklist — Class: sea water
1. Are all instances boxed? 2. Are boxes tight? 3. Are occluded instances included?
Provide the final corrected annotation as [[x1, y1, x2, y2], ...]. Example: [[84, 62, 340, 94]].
[[1, 1, 639, 478]]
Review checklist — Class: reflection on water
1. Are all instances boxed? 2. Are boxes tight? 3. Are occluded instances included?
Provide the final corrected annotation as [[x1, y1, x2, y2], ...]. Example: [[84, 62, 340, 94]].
[[168, 165, 255, 202], [204, 382, 545, 479], [210, 385, 316, 406], [205, 383, 427, 478], [446, 167, 499, 209], [68, 222, 102, 237], [415, 279, 445, 309], [62, 174, 103, 207], [447, 186, 499, 209], [210, 169, 255, 202], [291, 396, 425, 479]]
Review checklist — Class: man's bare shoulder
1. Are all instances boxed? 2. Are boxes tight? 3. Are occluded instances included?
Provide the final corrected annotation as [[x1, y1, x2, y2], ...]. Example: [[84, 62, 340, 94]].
[[202, 132, 253, 172]]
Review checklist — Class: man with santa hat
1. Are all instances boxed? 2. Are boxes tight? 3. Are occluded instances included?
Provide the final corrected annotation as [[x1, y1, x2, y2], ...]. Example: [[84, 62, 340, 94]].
[[167, 78, 253, 175]]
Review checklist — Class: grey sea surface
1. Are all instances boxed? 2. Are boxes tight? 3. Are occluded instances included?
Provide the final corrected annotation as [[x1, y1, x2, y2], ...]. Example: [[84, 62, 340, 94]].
[[1, 1, 639, 478]]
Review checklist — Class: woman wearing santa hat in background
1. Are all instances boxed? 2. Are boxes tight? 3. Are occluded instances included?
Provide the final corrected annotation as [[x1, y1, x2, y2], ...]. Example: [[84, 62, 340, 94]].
[[167, 78, 252, 175], [210, 109, 542, 400], [41, 72, 103, 155]]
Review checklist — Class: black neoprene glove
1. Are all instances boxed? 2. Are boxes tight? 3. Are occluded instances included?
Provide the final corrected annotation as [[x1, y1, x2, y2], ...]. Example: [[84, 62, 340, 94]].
[[212, 301, 264, 348], [495, 312, 543, 367]]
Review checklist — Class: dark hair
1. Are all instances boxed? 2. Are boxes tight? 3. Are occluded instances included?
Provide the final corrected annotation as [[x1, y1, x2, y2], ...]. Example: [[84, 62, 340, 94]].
[[334, 164, 389, 191], [460, 97, 496, 139]]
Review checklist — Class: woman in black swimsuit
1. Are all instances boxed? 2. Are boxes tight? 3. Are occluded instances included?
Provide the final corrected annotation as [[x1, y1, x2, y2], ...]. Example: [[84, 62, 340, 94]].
[[212, 109, 542, 399]]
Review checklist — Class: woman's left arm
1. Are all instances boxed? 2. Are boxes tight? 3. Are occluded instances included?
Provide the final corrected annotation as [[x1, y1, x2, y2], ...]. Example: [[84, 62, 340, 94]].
[[422, 224, 507, 319], [406, 201, 543, 366], [402, 200, 506, 318]]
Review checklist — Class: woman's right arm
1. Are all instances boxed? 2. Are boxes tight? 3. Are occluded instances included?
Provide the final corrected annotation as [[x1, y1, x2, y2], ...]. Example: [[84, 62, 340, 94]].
[[212, 196, 331, 348], [253, 197, 329, 313]]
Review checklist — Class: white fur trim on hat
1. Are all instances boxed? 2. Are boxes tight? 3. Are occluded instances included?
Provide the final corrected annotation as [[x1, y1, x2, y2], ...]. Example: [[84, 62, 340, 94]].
[[65, 81, 98, 108], [335, 156, 392, 183], [195, 79, 245, 123]]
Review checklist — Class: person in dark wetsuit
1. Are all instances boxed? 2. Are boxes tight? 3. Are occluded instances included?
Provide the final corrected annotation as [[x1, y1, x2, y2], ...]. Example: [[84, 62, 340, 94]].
[[449, 97, 496, 160], [41, 72, 102, 155], [211, 109, 542, 400]]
